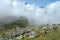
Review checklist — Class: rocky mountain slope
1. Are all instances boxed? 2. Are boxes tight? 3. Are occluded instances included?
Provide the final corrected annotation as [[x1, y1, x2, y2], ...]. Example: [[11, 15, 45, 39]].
[[0, 23, 60, 40]]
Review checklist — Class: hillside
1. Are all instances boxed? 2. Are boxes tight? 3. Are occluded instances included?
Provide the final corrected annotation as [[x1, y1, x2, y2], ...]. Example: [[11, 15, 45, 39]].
[[0, 23, 60, 40]]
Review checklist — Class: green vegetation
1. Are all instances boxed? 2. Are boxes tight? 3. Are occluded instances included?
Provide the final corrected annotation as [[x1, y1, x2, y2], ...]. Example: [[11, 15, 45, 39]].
[[0, 17, 60, 40], [1, 17, 29, 30], [0, 25, 60, 40], [21, 29, 60, 40]]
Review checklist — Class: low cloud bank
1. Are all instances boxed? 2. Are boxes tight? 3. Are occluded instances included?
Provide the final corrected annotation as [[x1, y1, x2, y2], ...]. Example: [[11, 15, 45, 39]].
[[0, 0, 60, 25]]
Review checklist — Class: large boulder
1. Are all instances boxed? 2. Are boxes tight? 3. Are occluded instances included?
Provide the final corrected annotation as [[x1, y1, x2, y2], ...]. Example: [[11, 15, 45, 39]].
[[28, 31, 38, 38]]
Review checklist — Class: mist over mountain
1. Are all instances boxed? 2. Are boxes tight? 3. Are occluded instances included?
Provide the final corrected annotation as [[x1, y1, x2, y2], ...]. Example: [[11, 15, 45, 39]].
[[0, 0, 60, 25]]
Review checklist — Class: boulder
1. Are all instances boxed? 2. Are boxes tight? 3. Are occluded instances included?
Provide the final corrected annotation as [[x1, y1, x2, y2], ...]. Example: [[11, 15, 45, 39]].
[[16, 35, 23, 40], [28, 31, 38, 38]]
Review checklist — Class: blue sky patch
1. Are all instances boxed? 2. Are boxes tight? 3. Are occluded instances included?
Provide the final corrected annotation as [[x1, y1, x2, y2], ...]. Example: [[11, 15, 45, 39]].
[[21, 0, 60, 7]]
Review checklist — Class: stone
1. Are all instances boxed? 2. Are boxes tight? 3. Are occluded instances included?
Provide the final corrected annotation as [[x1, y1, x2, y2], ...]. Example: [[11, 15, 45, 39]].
[[8, 38, 12, 40], [28, 31, 38, 38], [25, 29, 31, 33], [16, 35, 23, 40]]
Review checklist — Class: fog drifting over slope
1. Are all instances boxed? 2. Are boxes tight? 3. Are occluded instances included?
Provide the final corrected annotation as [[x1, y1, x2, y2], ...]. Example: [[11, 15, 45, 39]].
[[0, 0, 60, 25]]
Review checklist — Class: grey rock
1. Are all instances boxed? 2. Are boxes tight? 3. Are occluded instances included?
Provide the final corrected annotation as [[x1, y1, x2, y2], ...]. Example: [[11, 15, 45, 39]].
[[28, 31, 38, 38]]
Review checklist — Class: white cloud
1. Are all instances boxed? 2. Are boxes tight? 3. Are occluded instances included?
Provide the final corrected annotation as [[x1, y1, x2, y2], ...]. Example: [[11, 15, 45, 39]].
[[0, 0, 60, 25], [45, 1, 60, 24]]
